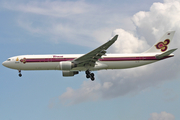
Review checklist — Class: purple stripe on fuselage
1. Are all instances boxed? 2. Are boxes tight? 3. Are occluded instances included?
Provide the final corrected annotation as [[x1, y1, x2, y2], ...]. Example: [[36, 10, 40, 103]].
[[23, 56, 173, 63], [99, 56, 157, 61], [25, 58, 74, 62]]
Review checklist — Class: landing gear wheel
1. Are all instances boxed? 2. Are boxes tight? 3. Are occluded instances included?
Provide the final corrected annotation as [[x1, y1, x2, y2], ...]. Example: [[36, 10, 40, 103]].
[[19, 73, 22, 77], [86, 74, 90, 78], [85, 70, 95, 81], [18, 70, 22, 77], [91, 77, 95, 81], [90, 73, 94, 77]]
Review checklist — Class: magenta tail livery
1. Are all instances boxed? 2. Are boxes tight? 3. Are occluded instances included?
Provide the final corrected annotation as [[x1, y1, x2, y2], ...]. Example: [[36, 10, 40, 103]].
[[2, 31, 177, 81]]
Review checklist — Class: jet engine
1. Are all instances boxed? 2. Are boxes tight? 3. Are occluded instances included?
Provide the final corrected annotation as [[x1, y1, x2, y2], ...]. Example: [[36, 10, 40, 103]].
[[62, 71, 79, 76], [59, 61, 77, 70]]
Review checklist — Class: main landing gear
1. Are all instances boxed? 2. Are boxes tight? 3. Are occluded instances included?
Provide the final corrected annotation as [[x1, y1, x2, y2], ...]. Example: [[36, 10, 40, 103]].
[[18, 70, 22, 77], [85, 70, 95, 81]]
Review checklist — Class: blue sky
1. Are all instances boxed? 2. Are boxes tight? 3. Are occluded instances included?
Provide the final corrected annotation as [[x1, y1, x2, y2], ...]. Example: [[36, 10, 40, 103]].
[[1, 0, 180, 120]]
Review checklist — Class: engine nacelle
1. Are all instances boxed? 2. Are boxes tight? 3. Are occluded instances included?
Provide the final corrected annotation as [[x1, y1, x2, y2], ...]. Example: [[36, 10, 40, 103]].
[[60, 61, 76, 70], [62, 71, 79, 77]]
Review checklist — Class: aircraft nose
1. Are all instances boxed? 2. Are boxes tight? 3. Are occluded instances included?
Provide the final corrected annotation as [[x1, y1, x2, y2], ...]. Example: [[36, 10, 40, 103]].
[[2, 61, 5, 66], [2, 61, 7, 67]]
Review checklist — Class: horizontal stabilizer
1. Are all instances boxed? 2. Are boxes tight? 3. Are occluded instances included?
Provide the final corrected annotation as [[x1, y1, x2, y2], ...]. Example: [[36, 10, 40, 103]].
[[156, 48, 178, 59]]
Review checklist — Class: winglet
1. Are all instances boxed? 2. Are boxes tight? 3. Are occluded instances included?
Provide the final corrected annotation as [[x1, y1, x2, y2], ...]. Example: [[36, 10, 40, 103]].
[[112, 35, 118, 42], [101, 34, 118, 50]]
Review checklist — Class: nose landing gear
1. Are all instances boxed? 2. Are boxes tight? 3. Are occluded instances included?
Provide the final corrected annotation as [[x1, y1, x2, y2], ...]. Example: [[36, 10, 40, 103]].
[[18, 70, 22, 77], [85, 70, 95, 81]]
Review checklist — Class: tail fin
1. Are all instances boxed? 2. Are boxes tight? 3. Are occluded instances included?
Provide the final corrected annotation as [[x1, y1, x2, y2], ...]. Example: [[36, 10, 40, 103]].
[[144, 31, 175, 53]]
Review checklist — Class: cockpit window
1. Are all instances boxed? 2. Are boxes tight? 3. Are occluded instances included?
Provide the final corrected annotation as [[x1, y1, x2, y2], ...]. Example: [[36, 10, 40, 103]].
[[7, 59, 11, 61]]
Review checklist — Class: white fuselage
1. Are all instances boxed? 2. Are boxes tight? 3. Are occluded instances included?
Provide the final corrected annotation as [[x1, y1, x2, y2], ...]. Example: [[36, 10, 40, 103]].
[[2, 31, 176, 80], [2, 53, 173, 71]]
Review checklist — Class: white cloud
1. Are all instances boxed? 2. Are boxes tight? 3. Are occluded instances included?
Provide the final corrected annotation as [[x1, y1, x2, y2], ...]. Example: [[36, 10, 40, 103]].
[[149, 112, 175, 120], [1, 0, 135, 47], [3, 1, 93, 17], [2, 1, 98, 46], [109, 29, 149, 53], [59, 0, 180, 105], [132, 0, 180, 44], [60, 81, 101, 105]]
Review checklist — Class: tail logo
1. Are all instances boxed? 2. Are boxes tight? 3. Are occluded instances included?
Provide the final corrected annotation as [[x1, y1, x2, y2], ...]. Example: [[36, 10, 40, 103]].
[[155, 39, 170, 52]]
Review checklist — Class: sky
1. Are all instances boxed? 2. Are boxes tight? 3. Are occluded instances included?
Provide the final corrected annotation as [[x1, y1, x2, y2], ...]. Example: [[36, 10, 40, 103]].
[[0, 0, 180, 120]]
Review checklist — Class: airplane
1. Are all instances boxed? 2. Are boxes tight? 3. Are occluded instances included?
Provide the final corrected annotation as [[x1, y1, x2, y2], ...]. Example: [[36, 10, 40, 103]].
[[2, 31, 177, 81]]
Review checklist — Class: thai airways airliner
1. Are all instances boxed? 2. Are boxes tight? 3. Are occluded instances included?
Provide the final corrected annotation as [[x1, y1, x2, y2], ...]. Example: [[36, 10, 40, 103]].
[[2, 31, 177, 81]]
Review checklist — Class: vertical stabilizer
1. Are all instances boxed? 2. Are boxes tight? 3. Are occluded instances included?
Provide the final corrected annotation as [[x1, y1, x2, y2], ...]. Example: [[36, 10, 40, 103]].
[[144, 31, 175, 53]]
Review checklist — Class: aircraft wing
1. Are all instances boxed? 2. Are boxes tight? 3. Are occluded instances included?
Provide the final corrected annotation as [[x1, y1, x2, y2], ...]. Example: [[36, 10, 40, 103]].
[[72, 35, 118, 68]]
